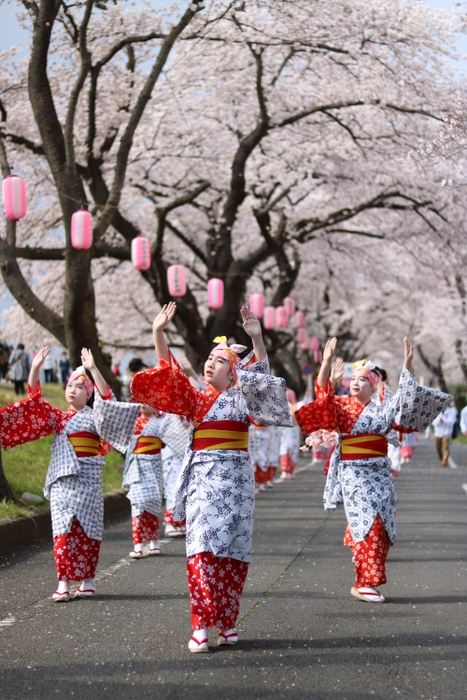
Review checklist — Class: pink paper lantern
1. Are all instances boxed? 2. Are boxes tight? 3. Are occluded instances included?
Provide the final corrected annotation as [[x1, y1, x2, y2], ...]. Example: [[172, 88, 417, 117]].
[[249, 292, 264, 318], [131, 236, 151, 271], [310, 336, 320, 352], [294, 311, 304, 328], [208, 278, 224, 309], [275, 305, 288, 328], [301, 339, 309, 351], [313, 349, 323, 363], [283, 296, 295, 317], [264, 306, 276, 330], [167, 264, 186, 297], [2, 175, 27, 221], [71, 210, 92, 250], [297, 327, 307, 344]]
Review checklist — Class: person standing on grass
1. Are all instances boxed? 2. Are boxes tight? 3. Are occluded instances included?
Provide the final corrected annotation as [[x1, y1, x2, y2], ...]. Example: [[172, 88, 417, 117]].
[[295, 337, 451, 605], [8, 343, 30, 395], [130, 302, 292, 653], [0, 347, 139, 602]]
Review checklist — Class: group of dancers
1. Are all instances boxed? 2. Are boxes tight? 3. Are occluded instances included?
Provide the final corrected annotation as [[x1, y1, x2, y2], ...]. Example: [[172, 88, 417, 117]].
[[0, 304, 451, 652]]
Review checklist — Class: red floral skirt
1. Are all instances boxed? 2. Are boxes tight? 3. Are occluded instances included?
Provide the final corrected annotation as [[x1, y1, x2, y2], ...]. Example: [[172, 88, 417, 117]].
[[280, 453, 296, 474], [267, 466, 277, 481], [186, 552, 249, 630], [132, 511, 159, 543], [254, 464, 269, 484], [163, 508, 186, 527], [53, 518, 101, 582], [343, 514, 391, 587]]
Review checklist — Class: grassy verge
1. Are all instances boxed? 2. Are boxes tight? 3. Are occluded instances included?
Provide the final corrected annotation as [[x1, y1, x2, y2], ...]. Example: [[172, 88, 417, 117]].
[[0, 381, 126, 522]]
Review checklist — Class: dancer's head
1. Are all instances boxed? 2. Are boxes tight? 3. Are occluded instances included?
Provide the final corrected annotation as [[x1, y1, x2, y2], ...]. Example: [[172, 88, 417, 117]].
[[65, 366, 94, 409], [204, 336, 246, 392], [349, 360, 379, 404]]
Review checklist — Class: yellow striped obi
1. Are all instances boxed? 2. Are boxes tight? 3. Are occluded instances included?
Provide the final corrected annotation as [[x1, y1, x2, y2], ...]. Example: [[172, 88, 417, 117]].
[[192, 420, 249, 452], [68, 431, 102, 458], [340, 433, 388, 461], [133, 436, 164, 455]]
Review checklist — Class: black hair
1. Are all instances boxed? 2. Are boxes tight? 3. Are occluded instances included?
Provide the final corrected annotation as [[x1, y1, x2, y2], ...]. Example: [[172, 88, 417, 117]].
[[373, 366, 387, 382]]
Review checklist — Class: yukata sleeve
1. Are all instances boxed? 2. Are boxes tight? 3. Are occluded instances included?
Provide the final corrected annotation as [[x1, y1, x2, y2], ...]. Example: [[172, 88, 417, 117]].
[[156, 414, 189, 462], [295, 379, 340, 436], [238, 365, 292, 427], [0, 391, 63, 450], [238, 350, 270, 375], [130, 352, 198, 420], [386, 369, 452, 432], [93, 390, 141, 454]]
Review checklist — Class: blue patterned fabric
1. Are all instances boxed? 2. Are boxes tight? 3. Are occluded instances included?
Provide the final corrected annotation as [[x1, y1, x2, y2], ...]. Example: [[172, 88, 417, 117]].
[[173, 355, 292, 562], [323, 369, 451, 543]]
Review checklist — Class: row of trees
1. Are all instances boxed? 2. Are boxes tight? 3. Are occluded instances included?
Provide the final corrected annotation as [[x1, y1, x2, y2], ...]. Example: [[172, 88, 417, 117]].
[[1, 0, 466, 393]]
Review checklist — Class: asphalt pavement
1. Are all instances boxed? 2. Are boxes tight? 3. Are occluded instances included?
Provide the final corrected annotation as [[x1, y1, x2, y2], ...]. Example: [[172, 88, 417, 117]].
[[1, 437, 466, 700]]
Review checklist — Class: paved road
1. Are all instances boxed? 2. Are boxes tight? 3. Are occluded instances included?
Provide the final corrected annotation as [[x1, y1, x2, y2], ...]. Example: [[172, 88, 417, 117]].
[[1, 438, 466, 700]]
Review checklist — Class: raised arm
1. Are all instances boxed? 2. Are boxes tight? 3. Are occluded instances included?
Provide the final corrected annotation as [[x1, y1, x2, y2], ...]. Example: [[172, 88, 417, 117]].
[[318, 338, 337, 389], [28, 347, 50, 393], [153, 302, 177, 363], [81, 348, 108, 397], [403, 336, 415, 375], [241, 306, 266, 362]]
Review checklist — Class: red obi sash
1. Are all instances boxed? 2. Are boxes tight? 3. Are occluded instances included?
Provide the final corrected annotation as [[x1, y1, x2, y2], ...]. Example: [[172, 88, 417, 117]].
[[133, 436, 164, 455], [192, 420, 249, 452], [340, 433, 388, 461], [68, 431, 102, 458]]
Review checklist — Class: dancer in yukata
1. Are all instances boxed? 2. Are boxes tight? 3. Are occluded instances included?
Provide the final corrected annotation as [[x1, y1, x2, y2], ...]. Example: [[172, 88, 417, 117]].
[[122, 404, 188, 557], [250, 423, 271, 491], [131, 302, 292, 652], [0, 347, 140, 602], [295, 337, 451, 604]]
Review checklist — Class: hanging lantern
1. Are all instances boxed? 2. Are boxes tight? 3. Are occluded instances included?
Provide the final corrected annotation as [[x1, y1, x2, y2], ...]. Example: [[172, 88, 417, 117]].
[[301, 337, 310, 351], [167, 264, 186, 297], [208, 278, 224, 309], [131, 236, 151, 271], [249, 292, 264, 318], [2, 174, 27, 221], [283, 296, 295, 317], [71, 210, 92, 250], [310, 336, 320, 352], [275, 305, 288, 328], [294, 311, 304, 328], [313, 348, 323, 363], [264, 306, 276, 330], [297, 327, 307, 344]]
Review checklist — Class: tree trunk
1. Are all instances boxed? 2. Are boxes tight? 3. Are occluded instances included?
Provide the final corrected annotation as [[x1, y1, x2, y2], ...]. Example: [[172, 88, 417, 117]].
[[0, 449, 20, 504]]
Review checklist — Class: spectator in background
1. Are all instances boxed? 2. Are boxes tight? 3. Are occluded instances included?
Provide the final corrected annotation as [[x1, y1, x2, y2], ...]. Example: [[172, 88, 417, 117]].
[[59, 351, 71, 389], [0, 342, 10, 382], [43, 352, 56, 383], [432, 400, 458, 467], [112, 361, 121, 378], [8, 343, 30, 395]]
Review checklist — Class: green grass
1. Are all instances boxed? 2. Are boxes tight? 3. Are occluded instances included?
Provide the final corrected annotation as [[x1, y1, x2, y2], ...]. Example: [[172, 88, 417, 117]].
[[0, 381, 126, 522]]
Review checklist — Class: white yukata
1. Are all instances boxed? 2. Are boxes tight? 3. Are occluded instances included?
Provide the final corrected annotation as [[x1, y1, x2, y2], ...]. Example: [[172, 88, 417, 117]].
[[0, 388, 139, 582], [131, 350, 292, 630], [373, 384, 401, 475], [122, 411, 188, 544], [296, 369, 451, 590], [279, 424, 301, 476], [162, 417, 190, 532], [250, 423, 271, 486]]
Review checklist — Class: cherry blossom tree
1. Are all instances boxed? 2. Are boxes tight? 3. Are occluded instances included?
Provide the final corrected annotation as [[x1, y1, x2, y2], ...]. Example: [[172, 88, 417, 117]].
[[0, 0, 463, 391]]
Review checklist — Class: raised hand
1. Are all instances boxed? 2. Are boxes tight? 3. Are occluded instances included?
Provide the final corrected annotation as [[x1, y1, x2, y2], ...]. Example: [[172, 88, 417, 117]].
[[153, 302, 177, 332], [31, 346, 50, 371], [331, 356, 345, 387], [241, 305, 261, 339], [403, 336, 414, 374], [322, 337, 337, 365], [81, 348, 96, 371]]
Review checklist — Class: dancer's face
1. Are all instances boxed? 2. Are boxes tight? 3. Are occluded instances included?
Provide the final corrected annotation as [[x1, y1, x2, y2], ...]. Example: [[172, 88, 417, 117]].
[[65, 378, 89, 410], [349, 372, 373, 405], [204, 351, 233, 392]]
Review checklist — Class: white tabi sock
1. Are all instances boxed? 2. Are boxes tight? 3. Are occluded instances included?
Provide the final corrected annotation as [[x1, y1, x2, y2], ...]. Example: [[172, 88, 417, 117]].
[[57, 580, 70, 594]]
